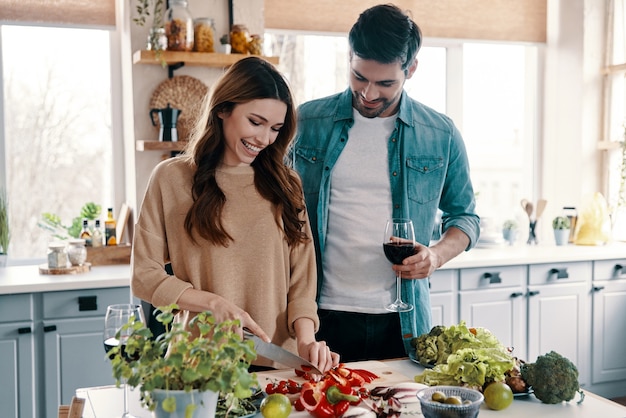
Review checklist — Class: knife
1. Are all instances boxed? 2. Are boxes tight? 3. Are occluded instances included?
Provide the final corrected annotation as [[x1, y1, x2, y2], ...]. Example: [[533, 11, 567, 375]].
[[243, 330, 322, 374]]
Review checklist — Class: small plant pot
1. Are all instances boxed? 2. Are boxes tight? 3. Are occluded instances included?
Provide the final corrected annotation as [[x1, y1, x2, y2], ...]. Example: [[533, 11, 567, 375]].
[[151, 389, 219, 418], [219, 43, 232, 54], [502, 229, 517, 245], [554, 229, 570, 246]]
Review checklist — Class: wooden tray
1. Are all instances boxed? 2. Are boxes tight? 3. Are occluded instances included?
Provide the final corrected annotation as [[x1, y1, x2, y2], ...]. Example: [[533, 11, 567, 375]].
[[39, 263, 92, 275], [86, 244, 131, 266]]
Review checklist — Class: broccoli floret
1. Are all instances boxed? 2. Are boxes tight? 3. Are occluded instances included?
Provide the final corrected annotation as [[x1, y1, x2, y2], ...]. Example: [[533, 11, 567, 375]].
[[520, 351, 584, 404], [411, 325, 447, 365]]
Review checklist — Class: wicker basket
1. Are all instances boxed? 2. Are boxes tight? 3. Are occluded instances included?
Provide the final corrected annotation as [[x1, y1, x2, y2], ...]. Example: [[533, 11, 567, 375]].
[[149, 75, 209, 142]]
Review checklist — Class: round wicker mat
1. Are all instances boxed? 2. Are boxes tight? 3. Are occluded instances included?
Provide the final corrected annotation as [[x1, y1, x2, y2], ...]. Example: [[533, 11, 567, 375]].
[[149, 75, 209, 142]]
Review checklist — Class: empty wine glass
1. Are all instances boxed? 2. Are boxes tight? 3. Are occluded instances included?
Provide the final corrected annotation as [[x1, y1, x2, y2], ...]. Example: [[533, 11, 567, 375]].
[[104, 303, 145, 418], [383, 218, 415, 312]]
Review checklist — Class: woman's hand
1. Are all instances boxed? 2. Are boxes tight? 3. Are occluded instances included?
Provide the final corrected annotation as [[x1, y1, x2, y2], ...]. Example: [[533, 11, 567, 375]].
[[294, 317, 340, 373], [298, 339, 340, 373], [177, 288, 271, 342]]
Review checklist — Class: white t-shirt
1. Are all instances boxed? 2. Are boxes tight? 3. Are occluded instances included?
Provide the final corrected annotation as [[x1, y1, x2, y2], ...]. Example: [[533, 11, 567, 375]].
[[318, 110, 396, 313]]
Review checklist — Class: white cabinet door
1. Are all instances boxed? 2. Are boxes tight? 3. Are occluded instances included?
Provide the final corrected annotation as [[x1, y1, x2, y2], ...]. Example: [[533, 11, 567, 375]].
[[527, 262, 591, 387], [591, 258, 626, 385], [459, 287, 527, 359], [429, 269, 457, 327]]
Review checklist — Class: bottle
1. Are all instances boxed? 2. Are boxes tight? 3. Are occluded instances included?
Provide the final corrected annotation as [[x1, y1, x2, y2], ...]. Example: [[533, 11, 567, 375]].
[[92, 219, 104, 248], [79, 218, 93, 247], [105, 208, 117, 246], [165, 0, 194, 51]]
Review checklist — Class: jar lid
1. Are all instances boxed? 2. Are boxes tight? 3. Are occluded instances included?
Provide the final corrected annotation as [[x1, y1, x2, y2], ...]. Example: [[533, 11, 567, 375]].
[[48, 241, 66, 249]]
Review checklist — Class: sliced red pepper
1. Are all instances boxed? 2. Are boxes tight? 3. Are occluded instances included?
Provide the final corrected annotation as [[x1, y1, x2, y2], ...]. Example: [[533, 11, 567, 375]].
[[348, 369, 379, 383], [299, 381, 360, 418]]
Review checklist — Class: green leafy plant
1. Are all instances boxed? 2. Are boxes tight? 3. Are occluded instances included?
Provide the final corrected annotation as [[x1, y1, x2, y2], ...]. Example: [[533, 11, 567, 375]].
[[220, 34, 230, 45], [38, 202, 101, 239], [109, 304, 257, 414], [0, 188, 9, 254], [552, 216, 571, 230], [502, 219, 518, 231]]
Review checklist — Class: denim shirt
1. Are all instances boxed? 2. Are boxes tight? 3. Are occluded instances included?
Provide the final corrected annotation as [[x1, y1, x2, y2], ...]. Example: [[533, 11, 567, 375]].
[[290, 88, 480, 355]]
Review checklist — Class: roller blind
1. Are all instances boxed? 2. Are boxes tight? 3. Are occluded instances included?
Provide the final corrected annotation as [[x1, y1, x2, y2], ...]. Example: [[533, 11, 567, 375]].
[[264, 0, 547, 43], [0, 0, 116, 28]]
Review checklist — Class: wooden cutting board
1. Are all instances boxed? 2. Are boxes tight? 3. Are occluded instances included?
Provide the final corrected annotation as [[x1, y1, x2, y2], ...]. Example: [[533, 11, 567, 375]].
[[256, 360, 412, 388], [256, 360, 425, 417]]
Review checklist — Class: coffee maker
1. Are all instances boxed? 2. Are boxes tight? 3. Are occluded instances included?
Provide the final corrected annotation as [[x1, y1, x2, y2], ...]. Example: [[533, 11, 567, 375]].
[[150, 103, 181, 142]]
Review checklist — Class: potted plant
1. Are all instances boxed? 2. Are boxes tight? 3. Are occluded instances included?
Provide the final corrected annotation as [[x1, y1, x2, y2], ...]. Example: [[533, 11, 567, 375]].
[[502, 219, 518, 245], [0, 188, 9, 266], [552, 215, 571, 246], [109, 304, 258, 418], [219, 34, 232, 54]]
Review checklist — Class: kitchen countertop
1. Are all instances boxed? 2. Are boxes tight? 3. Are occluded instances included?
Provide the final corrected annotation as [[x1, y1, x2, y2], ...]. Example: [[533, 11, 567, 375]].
[[2, 242, 625, 295], [0, 264, 131, 295], [76, 359, 626, 417]]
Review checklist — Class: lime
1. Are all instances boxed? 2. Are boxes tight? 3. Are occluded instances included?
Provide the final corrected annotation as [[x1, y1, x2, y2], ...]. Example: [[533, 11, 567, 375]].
[[260, 393, 292, 418], [484, 382, 514, 410]]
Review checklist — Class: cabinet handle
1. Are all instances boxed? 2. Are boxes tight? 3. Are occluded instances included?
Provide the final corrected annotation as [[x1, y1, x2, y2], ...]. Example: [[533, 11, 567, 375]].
[[482, 272, 502, 284], [17, 327, 32, 334], [44, 325, 57, 333], [592, 285, 605, 292], [78, 295, 98, 311], [527, 290, 540, 296], [510, 292, 524, 298], [549, 268, 569, 279], [614, 264, 624, 277]]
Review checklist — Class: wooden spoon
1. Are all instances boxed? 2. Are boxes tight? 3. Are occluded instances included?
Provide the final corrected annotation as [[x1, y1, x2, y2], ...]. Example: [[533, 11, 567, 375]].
[[535, 199, 548, 220], [525, 201, 534, 221]]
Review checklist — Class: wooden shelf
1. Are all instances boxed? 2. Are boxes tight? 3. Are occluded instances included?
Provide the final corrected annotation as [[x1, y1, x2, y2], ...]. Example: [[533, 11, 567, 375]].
[[132, 50, 279, 67], [136, 140, 188, 151]]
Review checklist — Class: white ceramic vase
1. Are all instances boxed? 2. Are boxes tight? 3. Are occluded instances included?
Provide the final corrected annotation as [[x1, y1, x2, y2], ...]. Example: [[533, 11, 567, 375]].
[[151, 389, 219, 418], [553, 229, 570, 246]]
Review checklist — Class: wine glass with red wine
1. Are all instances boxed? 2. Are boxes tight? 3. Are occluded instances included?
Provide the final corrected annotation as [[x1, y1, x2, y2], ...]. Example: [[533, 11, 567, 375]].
[[383, 218, 415, 312], [104, 303, 145, 418]]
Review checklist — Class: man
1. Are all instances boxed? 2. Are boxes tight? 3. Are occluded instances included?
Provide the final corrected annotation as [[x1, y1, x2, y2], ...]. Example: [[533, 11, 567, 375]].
[[290, 4, 480, 362]]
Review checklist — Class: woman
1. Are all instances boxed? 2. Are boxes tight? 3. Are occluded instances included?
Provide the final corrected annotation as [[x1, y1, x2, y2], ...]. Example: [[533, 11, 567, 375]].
[[132, 57, 339, 372]]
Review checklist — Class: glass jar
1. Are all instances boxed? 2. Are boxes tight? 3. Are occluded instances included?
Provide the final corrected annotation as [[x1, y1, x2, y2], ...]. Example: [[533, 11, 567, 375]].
[[165, 0, 194, 52], [247, 34, 262, 55], [47, 242, 67, 269], [194, 18, 215, 52], [230, 24, 250, 54], [146, 27, 167, 51], [67, 238, 87, 266]]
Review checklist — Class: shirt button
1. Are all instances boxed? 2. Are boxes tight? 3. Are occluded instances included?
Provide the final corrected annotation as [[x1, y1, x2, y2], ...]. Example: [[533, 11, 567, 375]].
[[340, 138, 345, 142], [312, 157, 317, 161], [392, 172, 397, 176], [423, 166, 428, 172], [394, 204, 400, 209], [391, 138, 396, 142], [325, 167, 330, 171]]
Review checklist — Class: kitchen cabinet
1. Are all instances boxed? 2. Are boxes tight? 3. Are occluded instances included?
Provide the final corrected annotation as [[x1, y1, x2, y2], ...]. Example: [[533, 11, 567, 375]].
[[428, 269, 457, 326], [458, 265, 527, 360], [591, 258, 626, 391], [0, 286, 131, 418], [526, 261, 591, 387], [41, 287, 131, 418], [0, 294, 36, 418]]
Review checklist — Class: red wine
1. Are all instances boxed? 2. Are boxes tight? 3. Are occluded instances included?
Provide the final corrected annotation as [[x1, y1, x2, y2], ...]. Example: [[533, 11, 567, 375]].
[[104, 337, 138, 362], [383, 242, 415, 264]]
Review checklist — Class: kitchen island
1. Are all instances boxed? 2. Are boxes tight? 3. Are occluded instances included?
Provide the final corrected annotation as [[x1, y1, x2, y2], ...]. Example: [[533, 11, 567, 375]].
[[76, 359, 626, 417]]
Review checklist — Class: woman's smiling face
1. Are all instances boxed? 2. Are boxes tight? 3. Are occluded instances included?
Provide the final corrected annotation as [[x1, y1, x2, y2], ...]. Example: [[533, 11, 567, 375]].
[[219, 98, 287, 166]]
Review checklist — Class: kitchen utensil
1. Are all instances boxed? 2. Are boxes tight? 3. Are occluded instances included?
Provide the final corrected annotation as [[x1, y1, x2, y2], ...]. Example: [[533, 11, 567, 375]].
[[535, 199, 548, 220], [521, 199, 534, 221], [243, 330, 322, 374], [150, 103, 181, 142]]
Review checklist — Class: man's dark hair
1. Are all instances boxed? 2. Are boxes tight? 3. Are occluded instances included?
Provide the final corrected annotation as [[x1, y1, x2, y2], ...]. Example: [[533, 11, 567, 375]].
[[348, 3, 422, 72]]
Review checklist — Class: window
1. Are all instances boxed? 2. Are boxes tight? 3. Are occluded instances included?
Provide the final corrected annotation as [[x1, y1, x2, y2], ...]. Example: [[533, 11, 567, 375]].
[[1, 25, 115, 261], [266, 32, 538, 234]]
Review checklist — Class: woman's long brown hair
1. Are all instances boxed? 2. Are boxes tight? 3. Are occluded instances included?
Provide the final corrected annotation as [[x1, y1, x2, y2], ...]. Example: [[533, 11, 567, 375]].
[[182, 57, 307, 247]]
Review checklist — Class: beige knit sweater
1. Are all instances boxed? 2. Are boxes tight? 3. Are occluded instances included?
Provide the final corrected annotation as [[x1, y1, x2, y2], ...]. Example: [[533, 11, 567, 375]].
[[131, 157, 319, 366]]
